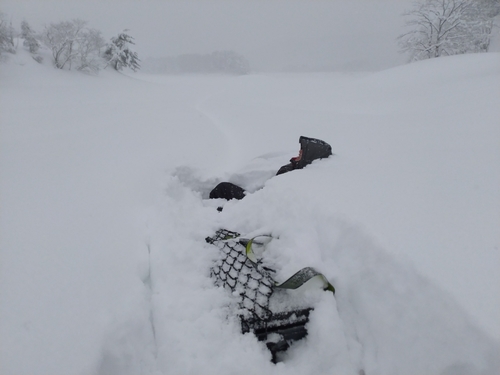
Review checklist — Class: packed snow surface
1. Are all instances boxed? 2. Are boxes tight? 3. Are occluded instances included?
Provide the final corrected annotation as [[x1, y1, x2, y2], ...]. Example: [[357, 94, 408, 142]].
[[1, 50, 499, 375]]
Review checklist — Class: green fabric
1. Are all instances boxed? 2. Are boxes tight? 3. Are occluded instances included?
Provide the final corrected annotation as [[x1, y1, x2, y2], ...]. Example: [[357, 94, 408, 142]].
[[243, 236, 335, 295], [275, 267, 335, 294], [245, 237, 258, 263]]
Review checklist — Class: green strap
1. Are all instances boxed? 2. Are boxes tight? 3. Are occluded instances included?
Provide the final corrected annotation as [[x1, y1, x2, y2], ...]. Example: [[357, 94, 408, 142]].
[[244, 235, 272, 264], [275, 267, 335, 294], [245, 238, 258, 263], [244, 237, 335, 295]]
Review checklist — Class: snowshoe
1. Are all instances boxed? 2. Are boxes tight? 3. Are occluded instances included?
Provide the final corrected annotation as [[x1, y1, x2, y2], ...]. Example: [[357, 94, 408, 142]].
[[206, 229, 334, 363]]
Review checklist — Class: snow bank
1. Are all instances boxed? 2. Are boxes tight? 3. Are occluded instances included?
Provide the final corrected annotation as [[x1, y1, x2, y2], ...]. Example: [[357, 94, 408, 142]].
[[1, 48, 499, 374], [196, 53, 500, 340], [141, 166, 498, 374]]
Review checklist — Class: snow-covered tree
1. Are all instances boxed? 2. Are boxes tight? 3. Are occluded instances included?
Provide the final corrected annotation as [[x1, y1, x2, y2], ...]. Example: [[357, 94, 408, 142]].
[[0, 12, 15, 57], [398, 0, 497, 61], [480, 0, 500, 17], [20, 20, 40, 54], [104, 31, 140, 72], [41, 19, 105, 71]]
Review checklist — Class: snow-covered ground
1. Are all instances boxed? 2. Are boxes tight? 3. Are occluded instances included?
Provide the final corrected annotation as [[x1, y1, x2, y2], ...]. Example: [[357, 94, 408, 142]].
[[1, 47, 499, 375]]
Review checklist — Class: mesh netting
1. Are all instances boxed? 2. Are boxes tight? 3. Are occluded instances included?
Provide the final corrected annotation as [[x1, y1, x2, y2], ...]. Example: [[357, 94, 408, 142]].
[[207, 229, 274, 321], [206, 229, 313, 362]]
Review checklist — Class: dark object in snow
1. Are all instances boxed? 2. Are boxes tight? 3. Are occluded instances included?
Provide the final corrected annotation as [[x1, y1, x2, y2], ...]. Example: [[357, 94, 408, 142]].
[[276, 136, 332, 175], [206, 229, 332, 363], [244, 308, 312, 363], [209, 136, 332, 201], [209, 182, 246, 200]]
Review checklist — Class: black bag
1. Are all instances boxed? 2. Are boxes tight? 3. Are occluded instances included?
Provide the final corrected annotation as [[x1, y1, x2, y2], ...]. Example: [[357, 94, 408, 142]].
[[277, 136, 332, 175]]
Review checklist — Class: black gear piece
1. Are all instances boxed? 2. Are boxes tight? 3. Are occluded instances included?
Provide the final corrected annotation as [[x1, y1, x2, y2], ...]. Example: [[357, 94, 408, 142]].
[[276, 136, 332, 175], [296, 136, 333, 169], [209, 182, 246, 200]]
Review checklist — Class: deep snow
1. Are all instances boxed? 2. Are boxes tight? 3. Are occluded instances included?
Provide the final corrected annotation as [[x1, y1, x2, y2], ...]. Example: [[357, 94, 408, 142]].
[[1, 47, 499, 375]]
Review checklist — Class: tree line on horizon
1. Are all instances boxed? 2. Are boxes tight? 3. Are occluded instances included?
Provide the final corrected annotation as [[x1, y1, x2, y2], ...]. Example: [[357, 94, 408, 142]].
[[0, 15, 140, 73], [142, 51, 251, 75], [0, 12, 251, 75], [1, 0, 499, 74]]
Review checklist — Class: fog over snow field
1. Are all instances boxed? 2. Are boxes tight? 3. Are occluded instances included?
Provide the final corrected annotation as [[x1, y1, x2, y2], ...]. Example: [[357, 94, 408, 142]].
[[1, 2, 500, 375]]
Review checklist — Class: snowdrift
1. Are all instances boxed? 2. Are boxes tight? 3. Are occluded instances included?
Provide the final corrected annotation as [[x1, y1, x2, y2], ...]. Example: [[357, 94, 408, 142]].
[[1, 49, 499, 375]]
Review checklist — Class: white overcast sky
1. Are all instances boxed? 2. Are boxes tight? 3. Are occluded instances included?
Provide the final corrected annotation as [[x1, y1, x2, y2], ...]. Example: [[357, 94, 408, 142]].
[[2, 0, 412, 70]]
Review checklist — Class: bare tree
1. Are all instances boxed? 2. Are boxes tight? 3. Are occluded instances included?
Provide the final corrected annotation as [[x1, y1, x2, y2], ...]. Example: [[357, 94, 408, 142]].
[[42, 19, 85, 69], [398, 0, 496, 61], [76, 28, 106, 73], [41, 19, 104, 71]]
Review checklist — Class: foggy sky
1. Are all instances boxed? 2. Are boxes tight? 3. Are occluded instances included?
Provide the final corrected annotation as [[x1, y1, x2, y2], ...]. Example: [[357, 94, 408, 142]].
[[2, 0, 412, 71]]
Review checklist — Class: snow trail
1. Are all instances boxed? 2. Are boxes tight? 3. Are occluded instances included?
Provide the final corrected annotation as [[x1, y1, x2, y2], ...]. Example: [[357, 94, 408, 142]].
[[143, 172, 499, 375]]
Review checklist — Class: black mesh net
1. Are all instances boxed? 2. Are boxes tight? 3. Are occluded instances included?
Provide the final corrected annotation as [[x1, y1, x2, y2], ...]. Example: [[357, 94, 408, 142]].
[[207, 229, 274, 321], [206, 229, 312, 362]]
